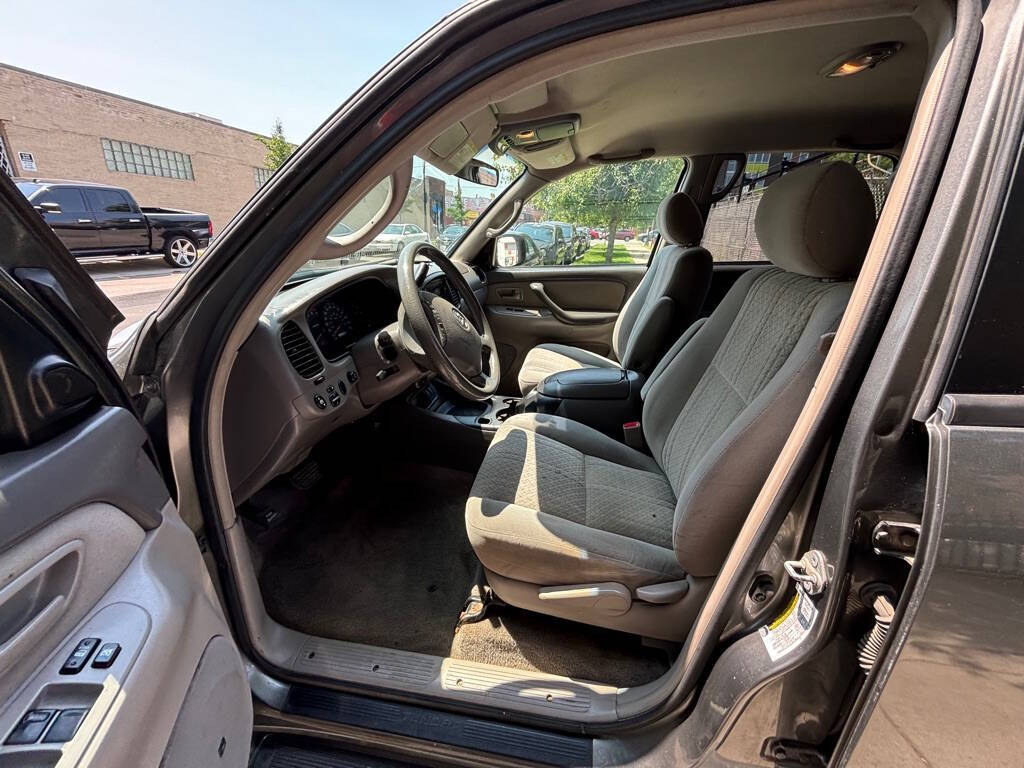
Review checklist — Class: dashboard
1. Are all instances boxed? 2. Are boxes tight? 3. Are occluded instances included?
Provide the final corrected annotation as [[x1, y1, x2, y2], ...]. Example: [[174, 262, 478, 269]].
[[306, 278, 400, 361], [222, 260, 486, 504]]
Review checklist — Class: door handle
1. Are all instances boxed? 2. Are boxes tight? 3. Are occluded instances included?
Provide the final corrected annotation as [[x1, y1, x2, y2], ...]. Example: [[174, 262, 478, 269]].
[[0, 542, 81, 677], [529, 282, 618, 325], [77, 218, 92, 224], [128, 218, 142, 223]]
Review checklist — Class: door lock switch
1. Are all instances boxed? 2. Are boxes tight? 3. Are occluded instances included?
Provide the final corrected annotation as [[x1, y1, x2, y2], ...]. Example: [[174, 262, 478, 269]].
[[60, 637, 100, 674], [91, 642, 121, 668]]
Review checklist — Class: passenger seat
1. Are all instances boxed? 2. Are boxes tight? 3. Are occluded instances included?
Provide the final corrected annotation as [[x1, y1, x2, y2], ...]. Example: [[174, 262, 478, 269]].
[[516, 192, 713, 395]]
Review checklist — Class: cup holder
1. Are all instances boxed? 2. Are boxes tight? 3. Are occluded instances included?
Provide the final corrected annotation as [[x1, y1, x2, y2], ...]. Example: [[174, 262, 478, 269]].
[[495, 398, 519, 422], [478, 417, 491, 425]]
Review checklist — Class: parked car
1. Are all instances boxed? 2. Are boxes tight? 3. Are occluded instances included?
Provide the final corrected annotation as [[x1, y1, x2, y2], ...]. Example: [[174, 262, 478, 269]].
[[639, 228, 660, 244], [511, 222, 572, 264], [572, 225, 593, 255], [542, 221, 587, 261], [356, 221, 430, 258], [615, 227, 636, 241], [439, 224, 468, 252], [15, 178, 212, 268]]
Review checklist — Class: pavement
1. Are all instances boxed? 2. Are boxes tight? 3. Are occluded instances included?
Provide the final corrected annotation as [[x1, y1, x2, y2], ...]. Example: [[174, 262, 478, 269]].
[[81, 256, 187, 333]]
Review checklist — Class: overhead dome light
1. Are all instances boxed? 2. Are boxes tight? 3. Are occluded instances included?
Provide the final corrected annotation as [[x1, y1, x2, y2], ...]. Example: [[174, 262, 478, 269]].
[[822, 42, 903, 77]]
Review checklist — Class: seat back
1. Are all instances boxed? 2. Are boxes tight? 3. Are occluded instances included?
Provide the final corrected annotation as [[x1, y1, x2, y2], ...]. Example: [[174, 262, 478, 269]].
[[640, 161, 876, 577], [611, 193, 712, 373]]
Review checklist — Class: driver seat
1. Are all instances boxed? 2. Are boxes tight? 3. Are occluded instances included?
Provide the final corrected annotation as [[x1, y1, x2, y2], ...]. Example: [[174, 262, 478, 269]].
[[465, 161, 876, 640]]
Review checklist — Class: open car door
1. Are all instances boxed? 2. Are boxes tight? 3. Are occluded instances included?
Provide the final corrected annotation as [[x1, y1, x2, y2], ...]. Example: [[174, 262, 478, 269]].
[[0, 175, 252, 766]]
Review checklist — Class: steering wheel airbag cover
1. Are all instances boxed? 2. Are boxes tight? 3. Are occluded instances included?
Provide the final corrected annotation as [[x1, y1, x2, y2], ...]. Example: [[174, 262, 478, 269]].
[[397, 242, 499, 400]]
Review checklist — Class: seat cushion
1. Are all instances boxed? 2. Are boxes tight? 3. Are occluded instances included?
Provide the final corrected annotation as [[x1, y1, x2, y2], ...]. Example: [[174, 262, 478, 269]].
[[466, 413, 684, 589], [516, 344, 618, 396]]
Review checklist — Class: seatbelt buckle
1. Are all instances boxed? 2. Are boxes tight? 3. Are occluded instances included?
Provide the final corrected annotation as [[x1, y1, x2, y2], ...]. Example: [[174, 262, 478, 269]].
[[623, 421, 644, 449]]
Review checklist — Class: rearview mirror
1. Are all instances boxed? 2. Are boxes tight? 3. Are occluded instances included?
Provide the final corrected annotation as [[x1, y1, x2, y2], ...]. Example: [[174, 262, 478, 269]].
[[455, 159, 499, 188]]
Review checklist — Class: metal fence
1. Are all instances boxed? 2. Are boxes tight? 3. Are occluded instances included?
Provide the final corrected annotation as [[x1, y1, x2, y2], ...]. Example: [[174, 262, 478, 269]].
[[701, 153, 894, 262]]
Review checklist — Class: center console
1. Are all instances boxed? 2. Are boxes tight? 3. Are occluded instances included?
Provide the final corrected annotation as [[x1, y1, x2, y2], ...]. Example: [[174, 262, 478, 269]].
[[523, 366, 644, 441]]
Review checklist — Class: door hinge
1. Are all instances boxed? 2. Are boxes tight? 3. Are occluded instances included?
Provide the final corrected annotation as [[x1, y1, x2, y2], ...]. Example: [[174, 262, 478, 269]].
[[783, 550, 831, 596], [762, 737, 827, 767], [871, 519, 920, 565]]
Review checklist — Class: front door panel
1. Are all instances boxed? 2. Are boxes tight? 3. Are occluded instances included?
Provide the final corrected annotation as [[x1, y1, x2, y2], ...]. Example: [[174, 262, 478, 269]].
[[0, 172, 251, 767], [485, 264, 645, 393]]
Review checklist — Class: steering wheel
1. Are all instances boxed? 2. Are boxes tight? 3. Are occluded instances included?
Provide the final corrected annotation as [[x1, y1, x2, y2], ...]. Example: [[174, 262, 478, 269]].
[[397, 241, 500, 401]]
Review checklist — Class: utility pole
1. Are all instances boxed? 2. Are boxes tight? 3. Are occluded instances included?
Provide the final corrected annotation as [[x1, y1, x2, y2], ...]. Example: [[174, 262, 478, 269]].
[[422, 158, 429, 237]]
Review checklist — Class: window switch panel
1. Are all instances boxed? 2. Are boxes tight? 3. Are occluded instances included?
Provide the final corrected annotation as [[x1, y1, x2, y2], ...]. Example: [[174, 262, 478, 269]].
[[59, 637, 100, 674]]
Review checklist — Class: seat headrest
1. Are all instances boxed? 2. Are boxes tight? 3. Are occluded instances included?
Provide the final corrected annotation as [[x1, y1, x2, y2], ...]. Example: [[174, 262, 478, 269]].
[[657, 192, 704, 246], [754, 161, 875, 278]]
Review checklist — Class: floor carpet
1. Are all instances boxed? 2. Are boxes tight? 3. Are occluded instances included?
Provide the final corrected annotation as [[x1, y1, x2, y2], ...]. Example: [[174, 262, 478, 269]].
[[449, 605, 673, 688], [258, 463, 478, 656]]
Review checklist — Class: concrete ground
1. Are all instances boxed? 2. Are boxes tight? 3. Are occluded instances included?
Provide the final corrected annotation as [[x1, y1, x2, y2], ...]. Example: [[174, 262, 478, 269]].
[[82, 256, 188, 334]]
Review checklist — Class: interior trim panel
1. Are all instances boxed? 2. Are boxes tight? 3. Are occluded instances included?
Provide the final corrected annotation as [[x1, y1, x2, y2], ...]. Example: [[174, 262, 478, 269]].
[[0, 407, 167, 552]]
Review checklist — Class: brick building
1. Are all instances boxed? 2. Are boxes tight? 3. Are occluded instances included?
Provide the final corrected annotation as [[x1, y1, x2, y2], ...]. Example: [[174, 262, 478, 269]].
[[0, 64, 272, 233]]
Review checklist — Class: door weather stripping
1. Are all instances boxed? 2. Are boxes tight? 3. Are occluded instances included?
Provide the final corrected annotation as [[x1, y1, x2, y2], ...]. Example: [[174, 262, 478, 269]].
[[782, 550, 831, 596]]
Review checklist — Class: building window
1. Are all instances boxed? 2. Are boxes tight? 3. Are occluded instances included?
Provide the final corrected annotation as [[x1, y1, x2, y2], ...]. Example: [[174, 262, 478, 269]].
[[253, 166, 273, 188], [101, 138, 194, 180]]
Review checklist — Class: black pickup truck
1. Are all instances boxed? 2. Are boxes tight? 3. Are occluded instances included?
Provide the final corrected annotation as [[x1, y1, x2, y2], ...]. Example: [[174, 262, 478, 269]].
[[15, 178, 212, 268]]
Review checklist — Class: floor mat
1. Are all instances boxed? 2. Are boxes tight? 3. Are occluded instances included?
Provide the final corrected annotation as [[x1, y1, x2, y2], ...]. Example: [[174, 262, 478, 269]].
[[258, 463, 477, 657], [449, 605, 673, 688]]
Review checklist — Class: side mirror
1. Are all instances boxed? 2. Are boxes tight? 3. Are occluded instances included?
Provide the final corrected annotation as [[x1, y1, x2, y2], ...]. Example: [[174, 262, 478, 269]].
[[495, 234, 529, 267], [455, 159, 499, 187], [35, 201, 62, 215]]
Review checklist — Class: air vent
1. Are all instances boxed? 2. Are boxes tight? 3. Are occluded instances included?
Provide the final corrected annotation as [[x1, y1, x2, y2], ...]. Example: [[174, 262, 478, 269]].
[[280, 321, 323, 379]]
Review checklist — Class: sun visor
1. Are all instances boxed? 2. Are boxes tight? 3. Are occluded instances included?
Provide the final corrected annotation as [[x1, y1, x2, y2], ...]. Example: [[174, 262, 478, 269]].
[[423, 110, 497, 174]]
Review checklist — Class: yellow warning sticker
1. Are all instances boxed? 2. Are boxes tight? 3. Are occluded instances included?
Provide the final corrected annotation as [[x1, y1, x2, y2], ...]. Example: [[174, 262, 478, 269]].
[[768, 593, 799, 631], [760, 590, 818, 662]]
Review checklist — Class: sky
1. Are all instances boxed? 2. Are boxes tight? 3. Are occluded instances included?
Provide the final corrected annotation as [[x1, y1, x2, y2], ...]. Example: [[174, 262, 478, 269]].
[[1, 0, 464, 144]]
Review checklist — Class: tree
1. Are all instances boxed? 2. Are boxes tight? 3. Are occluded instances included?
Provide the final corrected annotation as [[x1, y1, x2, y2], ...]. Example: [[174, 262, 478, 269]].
[[532, 158, 679, 262], [494, 156, 525, 186], [446, 180, 468, 225], [258, 119, 296, 172]]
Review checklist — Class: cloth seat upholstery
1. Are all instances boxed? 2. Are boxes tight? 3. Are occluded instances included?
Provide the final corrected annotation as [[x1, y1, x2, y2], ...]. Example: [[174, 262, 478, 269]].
[[468, 161, 876, 637]]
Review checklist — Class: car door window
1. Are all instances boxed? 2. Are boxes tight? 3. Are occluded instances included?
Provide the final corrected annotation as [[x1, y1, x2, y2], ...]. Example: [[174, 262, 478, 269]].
[[36, 187, 88, 214], [84, 188, 133, 214], [702, 151, 895, 261], [497, 156, 686, 268]]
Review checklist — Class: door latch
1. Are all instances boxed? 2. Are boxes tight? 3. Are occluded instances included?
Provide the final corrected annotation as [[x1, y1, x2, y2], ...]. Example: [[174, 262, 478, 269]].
[[871, 519, 920, 565], [783, 550, 831, 596]]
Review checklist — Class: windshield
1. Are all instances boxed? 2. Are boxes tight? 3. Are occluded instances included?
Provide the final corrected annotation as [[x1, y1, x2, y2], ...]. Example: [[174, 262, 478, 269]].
[[289, 148, 520, 282], [15, 181, 43, 199]]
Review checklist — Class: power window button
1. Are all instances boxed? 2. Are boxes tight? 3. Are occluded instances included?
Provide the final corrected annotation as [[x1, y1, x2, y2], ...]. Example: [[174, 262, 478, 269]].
[[59, 637, 100, 674], [5, 709, 56, 745], [42, 708, 88, 743], [91, 643, 121, 668]]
